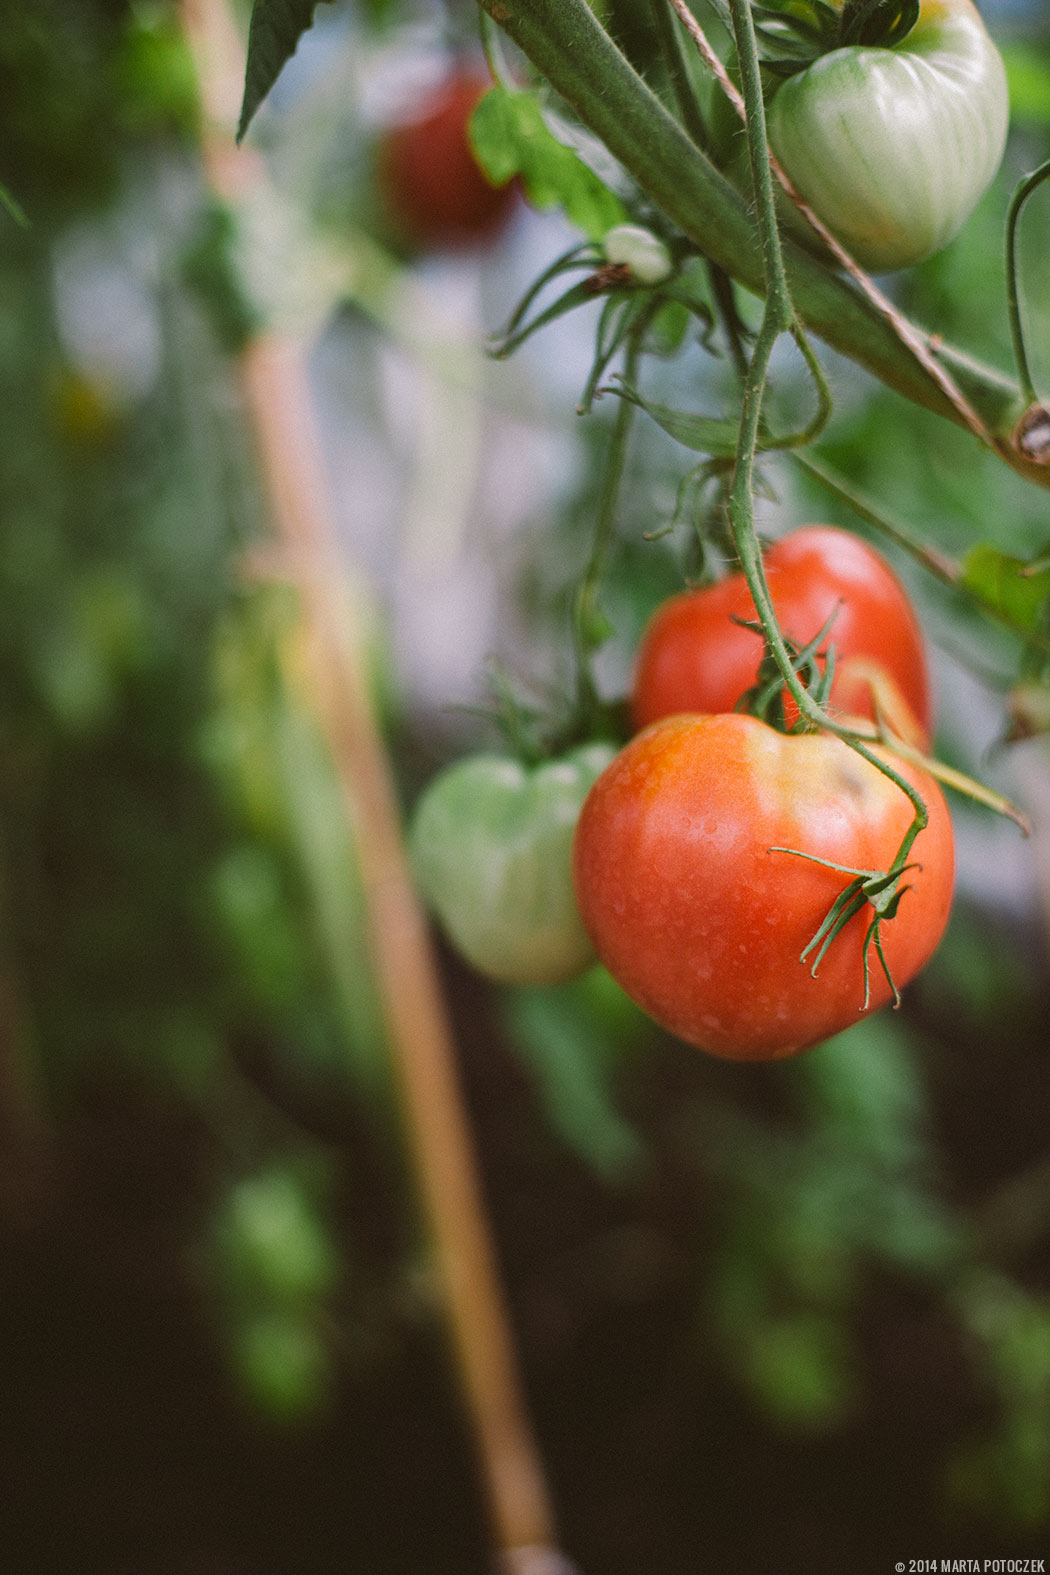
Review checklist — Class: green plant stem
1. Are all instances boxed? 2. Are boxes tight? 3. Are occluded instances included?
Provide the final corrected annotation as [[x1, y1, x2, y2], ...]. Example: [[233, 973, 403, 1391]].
[[729, 0, 789, 310], [574, 320, 645, 722], [721, 0, 928, 877], [721, 0, 819, 727], [1006, 157, 1050, 407], [792, 449, 1050, 661], [650, 0, 758, 393], [475, 0, 1041, 483]]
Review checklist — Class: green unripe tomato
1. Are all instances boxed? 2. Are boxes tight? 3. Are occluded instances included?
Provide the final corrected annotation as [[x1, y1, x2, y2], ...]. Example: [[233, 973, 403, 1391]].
[[410, 743, 616, 986], [602, 224, 674, 285], [766, 0, 1009, 271]]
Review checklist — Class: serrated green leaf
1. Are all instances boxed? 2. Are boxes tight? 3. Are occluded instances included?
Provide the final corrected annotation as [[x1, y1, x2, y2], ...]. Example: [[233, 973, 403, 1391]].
[[615, 382, 741, 456], [237, 0, 332, 142], [469, 86, 626, 241], [962, 544, 1050, 633]]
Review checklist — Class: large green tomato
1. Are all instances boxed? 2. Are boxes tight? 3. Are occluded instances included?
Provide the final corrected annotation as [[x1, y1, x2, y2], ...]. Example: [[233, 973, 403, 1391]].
[[410, 743, 615, 986], [766, 0, 1009, 271]]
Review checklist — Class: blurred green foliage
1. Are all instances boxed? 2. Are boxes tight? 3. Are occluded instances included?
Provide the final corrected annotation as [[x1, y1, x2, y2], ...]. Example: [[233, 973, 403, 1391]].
[[0, 0, 396, 1428]]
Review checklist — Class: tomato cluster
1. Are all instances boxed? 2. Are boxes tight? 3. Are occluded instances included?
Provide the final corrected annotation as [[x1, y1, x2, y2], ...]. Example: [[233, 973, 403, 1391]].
[[411, 527, 954, 1063]]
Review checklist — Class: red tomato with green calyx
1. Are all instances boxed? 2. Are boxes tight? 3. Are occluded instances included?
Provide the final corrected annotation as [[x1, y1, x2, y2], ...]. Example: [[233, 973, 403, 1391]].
[[631, 526, 932, 746], [573, 712, 954, 1061], [378, 69, 517, 251]]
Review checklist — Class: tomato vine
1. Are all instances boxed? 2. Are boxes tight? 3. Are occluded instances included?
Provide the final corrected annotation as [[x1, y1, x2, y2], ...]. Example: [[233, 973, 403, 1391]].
[[1006, 156, 1050, 464]]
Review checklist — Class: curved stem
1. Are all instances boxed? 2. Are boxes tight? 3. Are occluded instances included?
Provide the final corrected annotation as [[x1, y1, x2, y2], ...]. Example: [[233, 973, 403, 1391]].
[[787, 325, 832, 446], [792, 449, 1050, 661], [574, 316, 646, 722], [722, 0, 929, 898], [1006, 158, 1050, 408]]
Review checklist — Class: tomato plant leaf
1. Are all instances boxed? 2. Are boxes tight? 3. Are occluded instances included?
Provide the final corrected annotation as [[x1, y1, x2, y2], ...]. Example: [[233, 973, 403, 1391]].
[[614, 383, 742, 458], [469, 86, 627, 241], [237, 0, 333, 142], [962, 545, 1050, 633]]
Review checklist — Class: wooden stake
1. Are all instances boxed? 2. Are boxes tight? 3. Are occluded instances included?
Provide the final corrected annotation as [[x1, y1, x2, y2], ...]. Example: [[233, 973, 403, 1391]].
[[178, 2, 573, 1566]]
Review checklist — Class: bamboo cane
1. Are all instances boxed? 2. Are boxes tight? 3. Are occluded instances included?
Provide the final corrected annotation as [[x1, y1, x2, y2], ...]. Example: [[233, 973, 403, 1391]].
[[178, 2, 575, 1567]]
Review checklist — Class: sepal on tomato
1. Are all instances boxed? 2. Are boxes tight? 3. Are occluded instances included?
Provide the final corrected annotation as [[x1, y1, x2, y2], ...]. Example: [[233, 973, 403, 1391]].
[[572, 713, 955, 1060]]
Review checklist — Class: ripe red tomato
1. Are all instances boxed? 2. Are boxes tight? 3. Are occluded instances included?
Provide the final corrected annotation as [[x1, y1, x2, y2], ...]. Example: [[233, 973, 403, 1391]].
[[377, 68, 518, 251], [572, 712, 954, 1061], [631, 527, 933, 746]]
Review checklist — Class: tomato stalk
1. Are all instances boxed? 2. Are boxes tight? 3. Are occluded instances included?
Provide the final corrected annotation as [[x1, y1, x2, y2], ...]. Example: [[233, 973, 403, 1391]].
[[773, 848, 923, 1007], [792, 449, 1050, 662], [737, 607, 840, 729], [572, 314, 648, 728], [1005, 158, 1050, 466], [719, 0, 932, 1001]]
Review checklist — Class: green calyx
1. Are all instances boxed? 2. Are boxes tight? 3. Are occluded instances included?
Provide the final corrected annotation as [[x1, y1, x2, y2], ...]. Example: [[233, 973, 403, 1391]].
[[733, 607, 841, 732], [717, 0, 921, 76]]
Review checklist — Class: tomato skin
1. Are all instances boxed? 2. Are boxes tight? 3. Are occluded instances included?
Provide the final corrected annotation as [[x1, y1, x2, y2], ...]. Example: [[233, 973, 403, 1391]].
[[410, 743, 615, 986], [631, 526, 932, 745], [572, 713, 954, 1061], [378, 70, 517, 251], [766, 0, 1008, 271]]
